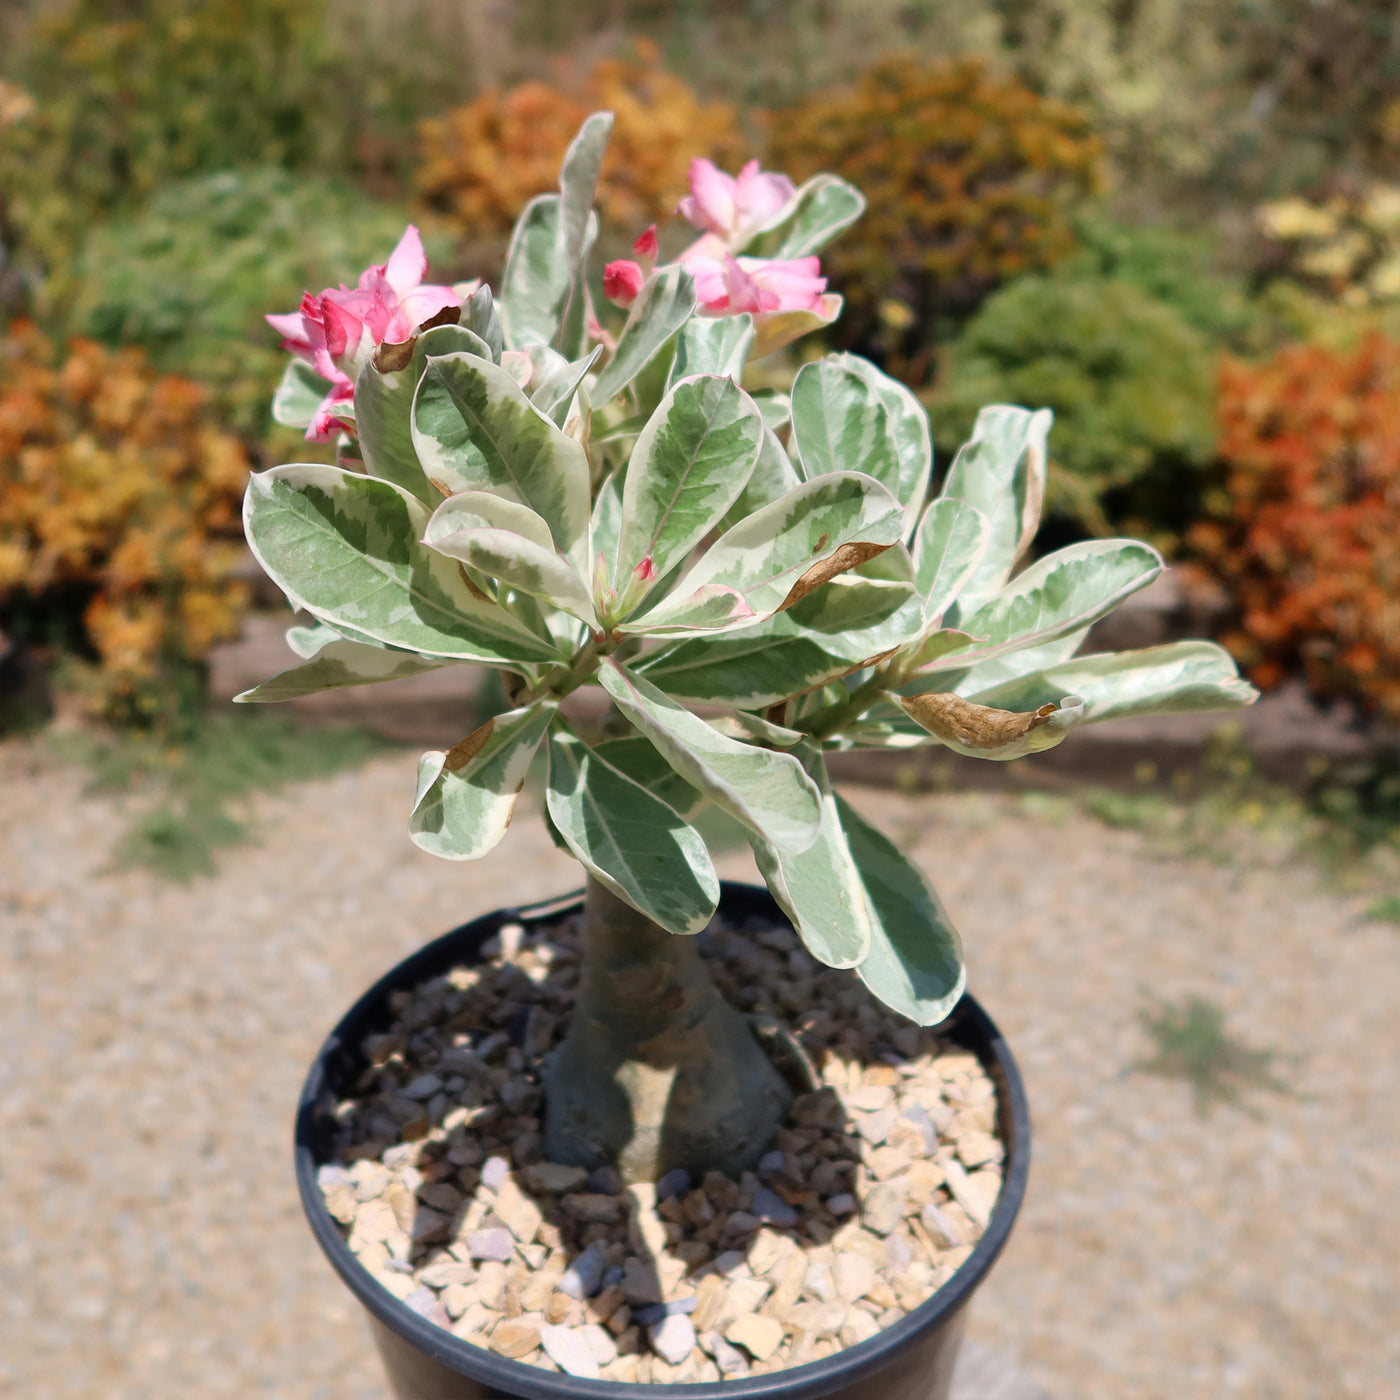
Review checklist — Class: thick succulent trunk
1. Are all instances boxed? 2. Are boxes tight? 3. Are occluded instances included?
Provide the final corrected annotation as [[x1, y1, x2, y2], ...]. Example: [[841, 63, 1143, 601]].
[[542, 877, 793, 1184]]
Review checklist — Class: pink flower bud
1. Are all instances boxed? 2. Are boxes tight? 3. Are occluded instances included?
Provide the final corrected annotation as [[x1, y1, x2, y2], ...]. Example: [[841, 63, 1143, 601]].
[[632, 225, 659, 270], [633, 555, 658, 583], [603, 259, 646, 308]]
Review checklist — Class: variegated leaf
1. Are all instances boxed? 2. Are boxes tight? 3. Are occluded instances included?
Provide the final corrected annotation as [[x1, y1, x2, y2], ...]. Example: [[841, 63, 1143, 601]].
[[235, 638, 460, 703], [749, 746, 872, 969], [912, 497, 991, 628], [678, 471, 907, 617], [272, 358, 331, 430], [243, 464, 558, 663], [824, 353, 933, 517], [843, 795, 965, 1026], [590, 735, 707, 819], [638, 574, 921, 709], [499, 195, 567, 349], [355, 324, 493, 503], [667, 313, 754, 389], [741, 173, 867, 260], [614, 374, 763, 594], [717, 424, 802, 533], [598, 660, 822, 855], [546, 728, 719, 934], [938, 405, 1051, 610], [410, 701, 557, 860], [411, 351, 591, 569], [790, 359, 901, 501], [555, 113, 612, 357], [964, 640, 1258, 722], [426, 526, 599, 627], [591, 265, 697, 406]]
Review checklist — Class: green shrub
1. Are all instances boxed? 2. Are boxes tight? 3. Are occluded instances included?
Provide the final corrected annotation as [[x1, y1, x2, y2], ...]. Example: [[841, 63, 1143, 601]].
[[70, 168, 450, 438], [0, 0, 353, 307], [927, 270, 1216, 542]]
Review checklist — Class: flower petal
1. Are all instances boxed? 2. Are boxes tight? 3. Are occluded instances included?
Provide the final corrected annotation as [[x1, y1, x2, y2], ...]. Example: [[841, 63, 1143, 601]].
[[383, 225, 429, 294]]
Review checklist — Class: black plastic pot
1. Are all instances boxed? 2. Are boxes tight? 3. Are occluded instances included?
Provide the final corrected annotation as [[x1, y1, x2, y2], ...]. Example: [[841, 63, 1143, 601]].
[[295, 882, 1031, 1400]]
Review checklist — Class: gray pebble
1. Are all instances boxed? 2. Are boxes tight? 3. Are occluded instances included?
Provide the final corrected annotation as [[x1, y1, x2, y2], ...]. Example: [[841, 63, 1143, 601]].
[[655, 1167, 691, 1200], [723, 1211, 761, 1236], [750, 1187, 798, 1227], [826, 1193, 857, 1216], [758, 1150, 786, 1175], [480, 1155, 511, 1191], [649, 1312, 697, 1365], [601, 1264, 626, 1290], [557, 1241, 608, 1299], [585, 1166, 623, 1195], [402, 1073, 444, 1101], [631, 1296, 697, 1327], [901, 1101, 939, 1155]]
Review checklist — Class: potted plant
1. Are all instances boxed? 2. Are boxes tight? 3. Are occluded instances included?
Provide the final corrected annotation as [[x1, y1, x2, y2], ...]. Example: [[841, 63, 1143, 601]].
[[241, 115, 1256, 1398]]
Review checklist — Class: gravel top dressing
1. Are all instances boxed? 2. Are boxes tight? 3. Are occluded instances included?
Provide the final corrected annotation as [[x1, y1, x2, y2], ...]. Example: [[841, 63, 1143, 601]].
[[317, 910, 1005, 1384]]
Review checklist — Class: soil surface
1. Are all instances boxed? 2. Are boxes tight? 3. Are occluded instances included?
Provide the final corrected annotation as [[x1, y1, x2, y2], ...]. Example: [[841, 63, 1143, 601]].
[[1, 738, 1395, 1400]]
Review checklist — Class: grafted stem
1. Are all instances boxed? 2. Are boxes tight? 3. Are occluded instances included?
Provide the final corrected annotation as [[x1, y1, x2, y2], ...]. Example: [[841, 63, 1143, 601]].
[[542, 878, 793, 1183]]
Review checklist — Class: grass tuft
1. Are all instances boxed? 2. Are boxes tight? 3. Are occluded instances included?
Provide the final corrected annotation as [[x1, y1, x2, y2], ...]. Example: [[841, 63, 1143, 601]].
[[1132, 993, 1293, 1117]]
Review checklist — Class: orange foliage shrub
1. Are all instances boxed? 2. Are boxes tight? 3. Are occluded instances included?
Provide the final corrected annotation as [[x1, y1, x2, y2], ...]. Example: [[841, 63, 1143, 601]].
[[767, 56, 1105, 366], [1192, 335, 1400, 719], [416, 44, 743, 240], [0, 322, 251, 719]]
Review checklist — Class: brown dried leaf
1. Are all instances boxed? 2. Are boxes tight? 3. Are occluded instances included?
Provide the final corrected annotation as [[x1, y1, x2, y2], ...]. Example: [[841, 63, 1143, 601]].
[[777, 541, 892, 612], [899, 692, 1059, 750], [372, 337, 417, 373], [418, 304, 462, 334], [444, 717, 495, 772], [456, 563, 494, 604]]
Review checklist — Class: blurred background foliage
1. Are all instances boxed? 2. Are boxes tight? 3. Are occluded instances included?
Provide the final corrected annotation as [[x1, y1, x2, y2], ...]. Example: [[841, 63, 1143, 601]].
[[2, 0, 1400, 737]]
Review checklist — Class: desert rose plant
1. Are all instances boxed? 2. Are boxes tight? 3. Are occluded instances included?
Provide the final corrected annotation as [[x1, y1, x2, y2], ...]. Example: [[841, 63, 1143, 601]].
[[242, 115, 1256, 1185]]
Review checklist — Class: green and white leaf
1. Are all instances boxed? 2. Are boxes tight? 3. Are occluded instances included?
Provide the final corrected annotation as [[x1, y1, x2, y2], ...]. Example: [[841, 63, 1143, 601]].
[[614, 374, 763, 592], [411, 351, 591, 569], [680, 471, 908, 616], [235, 638, 459, 703], [534, 345, 603, 422], [598, 660, 822, 855], [285, 621, 342, 659], [790, 360, 900, 500], [842, 795, 965, 1026], [965, 640, 1258, 722], [742, 174, 867, 260], [947, 626, 1091, 697], [591, 265, 697, 406], [410, 701, 557, 861], [640, 574, 922, 708], [717, 424, 802, 533], [823, 353, 933, 516], [938, 405, 1052, 610], [424, 490, 558, 554], [426, 526, 599, 626], [750, 747, 873, 969], [623, 584, 754, 636], [355, 323, 492, 503], [667, 313, 754, 389], [272, 358, 332, 430], [546, 728, 718, 935], [590, 734, 708, 819], [911, 540, 1163, 681], [499, 195, 567, 350], [555, 112, 612, 357], [243, 464, 558, 664], [912, 497, 991, 627], [460, 284, 504, 362]]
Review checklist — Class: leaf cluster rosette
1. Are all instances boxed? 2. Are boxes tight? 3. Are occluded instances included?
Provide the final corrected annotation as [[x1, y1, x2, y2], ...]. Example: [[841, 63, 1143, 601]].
[[241, 114, 1256, 1026]]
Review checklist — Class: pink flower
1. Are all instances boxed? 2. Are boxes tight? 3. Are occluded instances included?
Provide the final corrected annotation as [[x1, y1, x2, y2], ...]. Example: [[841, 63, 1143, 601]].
[[266, 226, 461, 441], [684, 253, 829, 315], [603, 259, 646, 309], [678, 159, 796, 246]]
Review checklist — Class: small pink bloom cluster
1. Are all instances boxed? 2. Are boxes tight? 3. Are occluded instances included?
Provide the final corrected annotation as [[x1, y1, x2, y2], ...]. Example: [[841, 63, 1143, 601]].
[[603, 159, 838, 351], [267, 227, 461, 440]]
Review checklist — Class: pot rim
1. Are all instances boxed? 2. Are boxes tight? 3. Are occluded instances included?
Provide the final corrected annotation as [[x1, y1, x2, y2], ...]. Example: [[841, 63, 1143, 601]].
[[294, 881, 1031, 1398]]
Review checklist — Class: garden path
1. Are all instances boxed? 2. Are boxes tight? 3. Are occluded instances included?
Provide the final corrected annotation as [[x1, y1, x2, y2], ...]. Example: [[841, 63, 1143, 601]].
[[0, 742, 1394, 1400]]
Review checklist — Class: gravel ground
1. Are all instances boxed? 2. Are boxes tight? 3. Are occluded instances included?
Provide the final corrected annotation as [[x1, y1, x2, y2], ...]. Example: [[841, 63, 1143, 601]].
[[1, 738, 1396, 1400]]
